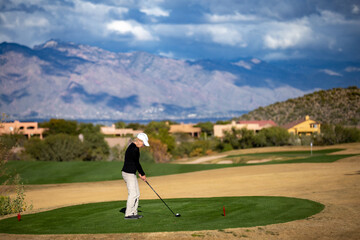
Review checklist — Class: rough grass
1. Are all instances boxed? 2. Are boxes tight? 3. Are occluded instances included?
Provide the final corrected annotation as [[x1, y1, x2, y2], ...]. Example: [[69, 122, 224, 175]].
[[0, 196, 324, 234]]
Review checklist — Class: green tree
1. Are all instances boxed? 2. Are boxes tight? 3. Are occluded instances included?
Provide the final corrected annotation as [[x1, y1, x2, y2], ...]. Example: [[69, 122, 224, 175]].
[[317, 123, 336, 145], [254, 127, 290, 147], [145, 121, 175, 156], [222, 127, 255, 149], [145, 121, 169, 134], [238, 128, 256, 149], [40, 119, 78, 136], [315, 124, 360, 145], [215, 120, 231, 125], [114, 121, 126, 129], [24, 134, 85, 161], [126, 122, 145, 130], [195, 121, 213, 137], [78, 123, 109, 161]]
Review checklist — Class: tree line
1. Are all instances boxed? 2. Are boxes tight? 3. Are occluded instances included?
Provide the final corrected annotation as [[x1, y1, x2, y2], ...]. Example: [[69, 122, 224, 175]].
[[1, 118, 359, 163]]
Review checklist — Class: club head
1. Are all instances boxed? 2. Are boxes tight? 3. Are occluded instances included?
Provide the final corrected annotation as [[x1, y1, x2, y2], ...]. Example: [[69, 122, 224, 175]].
[[175, 213, 181, 217]]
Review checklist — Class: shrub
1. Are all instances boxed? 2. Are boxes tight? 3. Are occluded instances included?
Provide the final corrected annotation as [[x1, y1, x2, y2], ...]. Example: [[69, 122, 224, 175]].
[[149, 138, 171, 163], [190, 148, 203, 157], [254, 127, 290, 147], [25, 134, 85, 161], [315, 124, 360, 145], [0, 175, 32, 216], [40, 119, 78, 136], [0, 114, 32, 216], [109, 145, 126, 161], [222, 127, 256, 150], [139, 148, 155, 163]]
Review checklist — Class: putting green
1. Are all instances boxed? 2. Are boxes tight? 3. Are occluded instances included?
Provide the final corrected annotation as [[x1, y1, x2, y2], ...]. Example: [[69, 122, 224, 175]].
[[0, 196, 324, 234]]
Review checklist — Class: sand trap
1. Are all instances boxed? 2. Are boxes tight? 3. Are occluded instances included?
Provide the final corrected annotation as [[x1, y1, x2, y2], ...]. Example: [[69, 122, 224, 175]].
[[246, 158, 272, 164]]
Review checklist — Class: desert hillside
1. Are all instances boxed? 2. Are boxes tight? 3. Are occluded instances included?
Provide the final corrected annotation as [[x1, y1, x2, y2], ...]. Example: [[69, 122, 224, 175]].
[[238, 86, 360, 126]]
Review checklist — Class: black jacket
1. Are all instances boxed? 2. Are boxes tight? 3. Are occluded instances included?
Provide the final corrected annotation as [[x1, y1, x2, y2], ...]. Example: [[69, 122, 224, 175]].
[[121, 142, 145, 176]]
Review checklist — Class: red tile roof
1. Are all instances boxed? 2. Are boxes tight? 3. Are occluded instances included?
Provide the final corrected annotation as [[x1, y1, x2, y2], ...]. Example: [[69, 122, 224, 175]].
[[238, 120, 277, 127], [282, 119, 305, 129]]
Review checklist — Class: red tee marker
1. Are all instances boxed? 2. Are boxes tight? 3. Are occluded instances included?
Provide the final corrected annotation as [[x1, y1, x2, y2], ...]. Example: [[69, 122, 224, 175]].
[[223, 206, 226, 216], [17, 213, 21, 221]]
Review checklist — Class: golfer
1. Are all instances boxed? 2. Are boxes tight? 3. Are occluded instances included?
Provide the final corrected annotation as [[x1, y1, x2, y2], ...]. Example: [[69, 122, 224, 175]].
[[121, 133, 149, 220]]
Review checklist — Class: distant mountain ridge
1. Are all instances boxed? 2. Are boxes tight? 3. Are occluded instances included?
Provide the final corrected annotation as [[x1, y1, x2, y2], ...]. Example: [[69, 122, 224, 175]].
[[0, 39, 359, 121], [238, 87, 360, 126]]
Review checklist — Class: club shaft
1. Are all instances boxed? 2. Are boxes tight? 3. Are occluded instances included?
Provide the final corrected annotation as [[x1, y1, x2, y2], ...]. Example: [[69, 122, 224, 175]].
[[145, 181, 176, 215]]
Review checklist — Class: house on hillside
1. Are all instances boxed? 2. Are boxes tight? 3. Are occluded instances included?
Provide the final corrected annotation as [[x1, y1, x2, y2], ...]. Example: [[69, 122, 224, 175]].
[[100, 124, 142, 136], [213, 120, 277, 138], [283, 115, 321, 136], [0, 120, 47, 139], [169, 123, 201, 137]]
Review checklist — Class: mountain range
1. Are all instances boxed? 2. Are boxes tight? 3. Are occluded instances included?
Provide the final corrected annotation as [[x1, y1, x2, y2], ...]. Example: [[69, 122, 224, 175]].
[[0, 39, 359, 121]]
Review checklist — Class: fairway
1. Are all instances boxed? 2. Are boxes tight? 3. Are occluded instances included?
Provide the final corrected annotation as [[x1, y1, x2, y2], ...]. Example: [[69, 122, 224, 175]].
[[0, 148, 355, 185], [0, 196, 324, 234]]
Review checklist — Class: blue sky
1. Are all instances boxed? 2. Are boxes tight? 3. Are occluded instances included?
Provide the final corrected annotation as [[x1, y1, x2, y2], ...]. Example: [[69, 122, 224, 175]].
[[1, 0, 360, 61]]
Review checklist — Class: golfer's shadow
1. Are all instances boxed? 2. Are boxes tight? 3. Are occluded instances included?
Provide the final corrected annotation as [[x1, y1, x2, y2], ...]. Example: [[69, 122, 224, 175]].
[[119, 206, 169, 217], [119, 206, 142, 214]]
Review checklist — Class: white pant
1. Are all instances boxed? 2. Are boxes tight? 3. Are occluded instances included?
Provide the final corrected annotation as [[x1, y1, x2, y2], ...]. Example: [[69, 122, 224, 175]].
[[122, 171, 140, 216]]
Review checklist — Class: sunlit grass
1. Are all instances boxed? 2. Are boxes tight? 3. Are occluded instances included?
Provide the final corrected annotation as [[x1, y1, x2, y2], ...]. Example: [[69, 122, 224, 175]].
[[0, 149, 355, 185], [0, 196, 324, 234]]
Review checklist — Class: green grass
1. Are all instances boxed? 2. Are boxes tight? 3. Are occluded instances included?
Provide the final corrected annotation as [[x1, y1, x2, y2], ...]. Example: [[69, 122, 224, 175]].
[[0, 196, 324, 234], [0, 161, 236, 185], [1, 149, 356, 185], [226, 149, 355, 165]]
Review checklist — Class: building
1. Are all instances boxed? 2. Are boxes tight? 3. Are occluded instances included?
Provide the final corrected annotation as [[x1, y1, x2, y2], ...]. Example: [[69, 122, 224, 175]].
[[283, 115, 321, 136], [0, 120, 47, 139], [169, 123, 201, 137], [213, 120, 277, 138], [100, 124, 142, 136]]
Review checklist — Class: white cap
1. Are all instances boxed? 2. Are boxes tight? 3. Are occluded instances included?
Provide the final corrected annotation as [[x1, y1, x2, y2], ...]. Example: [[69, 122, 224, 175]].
[[137, 133, 150, 147]]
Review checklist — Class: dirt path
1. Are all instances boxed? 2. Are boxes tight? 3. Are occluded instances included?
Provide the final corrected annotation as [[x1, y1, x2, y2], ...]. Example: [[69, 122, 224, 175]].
[[1, 145, 360, 240]]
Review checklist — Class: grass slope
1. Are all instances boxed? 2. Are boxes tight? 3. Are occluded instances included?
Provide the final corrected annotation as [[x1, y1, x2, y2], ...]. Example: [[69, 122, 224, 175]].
[[0, 196, 324, 234], [1, 149, 355, 185]]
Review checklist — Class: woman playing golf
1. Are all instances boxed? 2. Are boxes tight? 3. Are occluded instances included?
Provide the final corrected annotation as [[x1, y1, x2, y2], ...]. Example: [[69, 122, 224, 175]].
[[121, 133, 149, 220]]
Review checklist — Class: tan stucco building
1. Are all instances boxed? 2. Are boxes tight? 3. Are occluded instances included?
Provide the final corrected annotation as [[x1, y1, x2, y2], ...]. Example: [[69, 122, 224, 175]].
[[169, 123, 201, 137], [0, 120, 47, 139], [283, 115, 321, 136], [100, 124, 142, 136], [213, 120, 277, 138]]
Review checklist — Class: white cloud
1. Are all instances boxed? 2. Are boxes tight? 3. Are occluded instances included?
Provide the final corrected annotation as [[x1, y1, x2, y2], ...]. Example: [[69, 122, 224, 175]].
[[73, 0, 128, 16], [24, 16, 49, 27], [263, 21, 313, 49], [232, 60, 252, 70], [345, 66, 360, 72], [140, 7, 170, 17], [251, 58, 261, 64], [153, 23, 248, 47], [320, 69, 342, 77], [158, 51, 175, 58], [107, 20, 157, 41], [206, 12, 258, 22], [0, 12, 49, 28], [352, 5, 360, 14], [205, 25, 247, 47], [262, 51, 305, 61]]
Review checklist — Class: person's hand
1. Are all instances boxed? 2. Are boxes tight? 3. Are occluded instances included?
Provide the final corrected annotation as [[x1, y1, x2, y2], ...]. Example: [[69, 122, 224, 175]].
[[139, 174, 147, 182]]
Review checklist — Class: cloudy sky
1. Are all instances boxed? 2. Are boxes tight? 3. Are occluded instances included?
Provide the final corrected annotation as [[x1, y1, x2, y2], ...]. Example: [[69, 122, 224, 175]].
[[1, 0, 360, 61]]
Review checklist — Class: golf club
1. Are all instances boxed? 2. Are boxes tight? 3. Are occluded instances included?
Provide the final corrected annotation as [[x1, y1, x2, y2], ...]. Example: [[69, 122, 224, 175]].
[[145, 180, 181, 217]]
